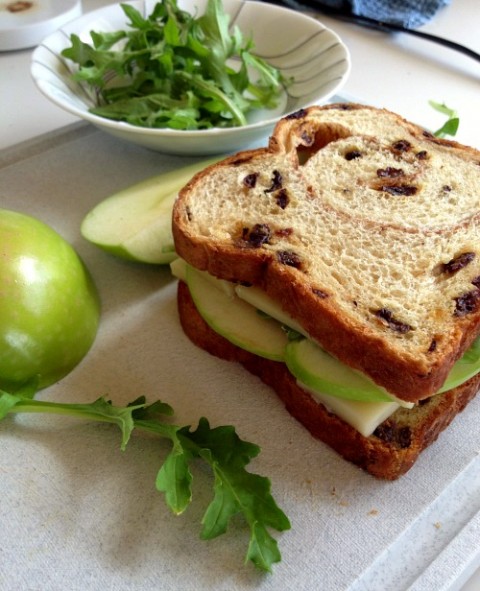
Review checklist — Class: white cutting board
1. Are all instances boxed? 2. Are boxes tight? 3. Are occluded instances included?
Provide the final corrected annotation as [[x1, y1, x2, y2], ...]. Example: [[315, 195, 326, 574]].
[[0, 119, 479, 591]]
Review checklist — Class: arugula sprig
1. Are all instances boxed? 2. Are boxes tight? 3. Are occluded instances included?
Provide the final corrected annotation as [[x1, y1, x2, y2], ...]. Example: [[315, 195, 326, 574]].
[[429, 100, 460, 138], [61, 0, 285, 130], [0, 386, 290, 572]]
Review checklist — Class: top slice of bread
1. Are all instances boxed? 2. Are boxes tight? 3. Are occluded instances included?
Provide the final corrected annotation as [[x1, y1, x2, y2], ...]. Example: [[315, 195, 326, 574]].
[[172, 103, 480, 402]]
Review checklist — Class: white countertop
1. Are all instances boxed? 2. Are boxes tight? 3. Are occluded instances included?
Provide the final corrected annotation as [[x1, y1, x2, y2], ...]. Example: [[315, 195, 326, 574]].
[[1, 1, 479, 589]]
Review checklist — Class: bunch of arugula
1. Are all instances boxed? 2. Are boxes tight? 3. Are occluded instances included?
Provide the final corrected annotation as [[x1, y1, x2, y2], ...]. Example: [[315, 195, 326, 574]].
[[61, 0, 285, 130], [0, 383, 290, 572]]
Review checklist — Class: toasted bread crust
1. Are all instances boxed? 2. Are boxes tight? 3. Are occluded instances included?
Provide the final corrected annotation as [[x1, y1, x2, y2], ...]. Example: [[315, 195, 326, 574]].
[[173, 103, 480, 402], [177, 280, 480, 480]]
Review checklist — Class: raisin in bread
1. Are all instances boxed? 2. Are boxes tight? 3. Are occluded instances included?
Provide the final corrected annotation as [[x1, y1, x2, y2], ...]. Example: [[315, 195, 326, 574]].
[[173, 103, 480, 403], [177, 279, 480, 479]]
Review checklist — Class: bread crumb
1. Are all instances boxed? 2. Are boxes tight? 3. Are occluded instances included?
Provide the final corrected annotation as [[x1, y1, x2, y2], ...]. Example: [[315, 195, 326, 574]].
[[434, 522, 442, 529], [368, 509, 379, 516], [329, 486, 349, 507]]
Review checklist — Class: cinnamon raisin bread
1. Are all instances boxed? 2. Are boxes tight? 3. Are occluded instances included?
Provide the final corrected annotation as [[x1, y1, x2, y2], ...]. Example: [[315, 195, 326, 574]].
[[173, 103, 480, 403], [177, 279, 480, 480]]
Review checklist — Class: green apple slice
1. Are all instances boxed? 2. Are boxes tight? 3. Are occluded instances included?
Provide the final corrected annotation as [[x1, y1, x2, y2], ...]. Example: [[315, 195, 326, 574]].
[[186, 265, 289, 361], [81, 158, 219, 264], [285, 338, 398, 403], [287, 335, 480, 403]]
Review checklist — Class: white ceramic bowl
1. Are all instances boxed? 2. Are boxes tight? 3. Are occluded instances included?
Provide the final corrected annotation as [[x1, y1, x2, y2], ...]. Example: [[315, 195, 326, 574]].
[[31, 0, 350, 155], [0, 0, 81, 51]]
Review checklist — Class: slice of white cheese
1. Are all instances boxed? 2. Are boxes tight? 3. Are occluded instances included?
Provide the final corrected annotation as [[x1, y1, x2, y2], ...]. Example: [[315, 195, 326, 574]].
[[299, 382, 400, 437]]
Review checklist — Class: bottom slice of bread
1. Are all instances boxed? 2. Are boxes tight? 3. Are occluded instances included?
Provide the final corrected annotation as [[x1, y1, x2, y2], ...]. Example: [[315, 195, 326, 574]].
[[177, 281, 480, 480]]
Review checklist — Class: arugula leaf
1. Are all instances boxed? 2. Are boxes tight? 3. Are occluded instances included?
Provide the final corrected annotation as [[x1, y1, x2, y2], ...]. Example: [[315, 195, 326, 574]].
[[121, 3, 151, 30], [282, 326, 304, 342], [0, 389, 290, 572], [61, 0, 286, 130], [255, 310, 302, 342], [155, 429, 194, 514], [186, 418, 290, 571], [0, 391, 22, 419], [429, 100, 460, 138]]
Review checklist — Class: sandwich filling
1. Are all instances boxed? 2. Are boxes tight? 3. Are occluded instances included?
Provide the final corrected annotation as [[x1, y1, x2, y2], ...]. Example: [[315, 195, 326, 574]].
[[171, 258, 480, 437]]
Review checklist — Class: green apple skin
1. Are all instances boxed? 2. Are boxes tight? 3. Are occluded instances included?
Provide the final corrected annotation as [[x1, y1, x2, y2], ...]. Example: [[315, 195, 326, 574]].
[[0, 209, 100, 391], [285, 339, 396, 403], [285, 334, 480, 402]]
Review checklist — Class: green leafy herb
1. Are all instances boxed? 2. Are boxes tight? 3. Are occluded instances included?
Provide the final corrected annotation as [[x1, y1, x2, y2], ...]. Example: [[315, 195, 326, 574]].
[[61, 0, 286, 130], [429, 100, 459, 138], [0, 387, 290, 572], [256, 310, 302, 342], [282, 326, 303, 342]]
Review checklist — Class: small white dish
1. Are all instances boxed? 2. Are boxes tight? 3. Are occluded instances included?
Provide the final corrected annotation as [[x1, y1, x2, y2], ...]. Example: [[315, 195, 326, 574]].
[[31, 0, 351, 155], [0, 0, 81, 51]]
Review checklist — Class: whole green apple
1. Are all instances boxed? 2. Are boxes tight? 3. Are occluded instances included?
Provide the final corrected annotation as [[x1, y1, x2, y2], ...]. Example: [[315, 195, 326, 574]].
[[0, 209, 100, 391]]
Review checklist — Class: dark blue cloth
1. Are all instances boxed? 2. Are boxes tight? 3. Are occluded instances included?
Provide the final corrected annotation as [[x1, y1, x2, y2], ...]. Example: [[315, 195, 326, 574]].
[[319, 0, 450, 27]]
